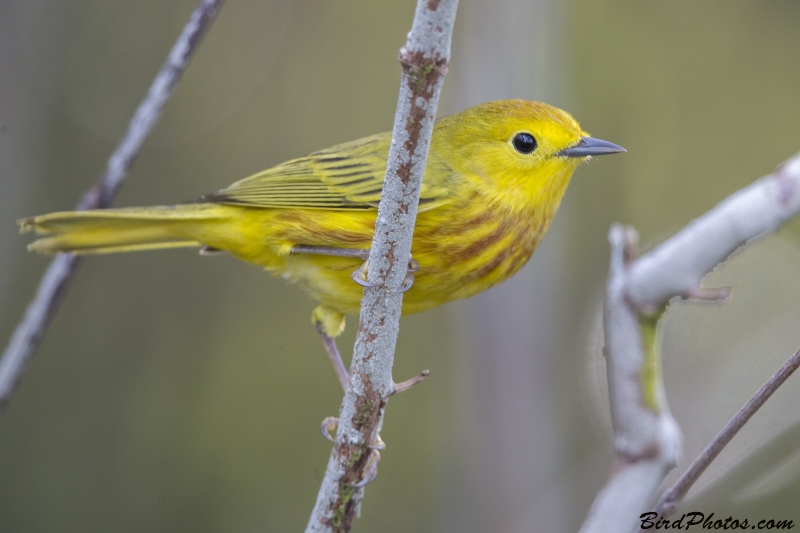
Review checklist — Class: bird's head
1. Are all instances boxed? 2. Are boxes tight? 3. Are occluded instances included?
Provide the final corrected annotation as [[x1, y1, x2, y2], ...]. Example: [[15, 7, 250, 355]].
[[435, 100, 624, 206]]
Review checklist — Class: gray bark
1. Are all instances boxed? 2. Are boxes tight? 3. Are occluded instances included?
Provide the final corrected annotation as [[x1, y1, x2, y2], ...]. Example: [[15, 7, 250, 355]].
[[580, 152, 800, 532], [304, 1, 459, 531]]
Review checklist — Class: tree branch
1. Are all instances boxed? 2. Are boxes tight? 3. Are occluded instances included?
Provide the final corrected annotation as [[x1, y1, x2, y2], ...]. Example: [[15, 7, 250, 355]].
[[304, 1, 458, 531], [579, 226, 681, 533], [580, 150, 800, 533], [0, 0, 226, 417]]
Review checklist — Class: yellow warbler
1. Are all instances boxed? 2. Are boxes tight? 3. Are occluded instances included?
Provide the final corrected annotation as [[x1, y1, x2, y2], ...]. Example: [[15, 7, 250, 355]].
[[21, 100, 623, 385]]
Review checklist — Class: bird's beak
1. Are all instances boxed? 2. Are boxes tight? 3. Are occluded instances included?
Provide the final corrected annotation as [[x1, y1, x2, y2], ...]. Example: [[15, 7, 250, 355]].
[[557, 136, 626, 158]]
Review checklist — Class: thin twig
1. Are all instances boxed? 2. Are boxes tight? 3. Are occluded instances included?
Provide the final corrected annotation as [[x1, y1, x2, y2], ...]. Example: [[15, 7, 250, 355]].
[[304, 1, 458, 531], [0, 0, 226, 417], [653, 347, 800, 517], [393, 369, 430, 394]]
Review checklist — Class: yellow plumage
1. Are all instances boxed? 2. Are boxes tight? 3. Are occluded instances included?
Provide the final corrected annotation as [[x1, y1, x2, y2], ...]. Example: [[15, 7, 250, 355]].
[[21, 100, 621, 338]]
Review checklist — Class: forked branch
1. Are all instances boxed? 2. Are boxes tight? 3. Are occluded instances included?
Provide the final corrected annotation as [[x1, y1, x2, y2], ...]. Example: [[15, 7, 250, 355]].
[[580, 151, 800, 533]]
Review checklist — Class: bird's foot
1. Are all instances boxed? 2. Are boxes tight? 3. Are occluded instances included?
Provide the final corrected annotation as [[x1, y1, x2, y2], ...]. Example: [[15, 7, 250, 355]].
[[350, 257, 419, 292], [320, 418, 384, 487], [399, 258, 419, 292], [321, 416, 339, 442], [352, 434, 385, 488], [350, 260, 378, 288]]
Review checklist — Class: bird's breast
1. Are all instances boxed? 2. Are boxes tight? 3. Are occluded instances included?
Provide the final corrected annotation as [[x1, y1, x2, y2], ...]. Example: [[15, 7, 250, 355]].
[[405, 195, 551, 311]]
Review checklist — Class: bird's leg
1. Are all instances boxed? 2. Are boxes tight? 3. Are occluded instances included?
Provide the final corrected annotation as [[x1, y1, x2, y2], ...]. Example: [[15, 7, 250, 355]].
[[291, 245, 370, 260], [353, 258, 418, 291], [299, 243, 418, 487], [315, 322, 349, 391], [289, 245, 379, 288], [290, 245, 420, 292]]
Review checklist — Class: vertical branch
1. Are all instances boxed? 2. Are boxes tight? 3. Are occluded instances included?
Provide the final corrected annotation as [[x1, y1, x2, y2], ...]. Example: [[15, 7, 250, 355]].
[[578, 226, 681, 533], [0, 0, 226, 416], [305, 1, 458, 532]]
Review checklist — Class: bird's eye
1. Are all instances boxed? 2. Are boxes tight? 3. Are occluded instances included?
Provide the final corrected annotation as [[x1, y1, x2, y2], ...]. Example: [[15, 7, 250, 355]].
[[512, 132, 537, 154]]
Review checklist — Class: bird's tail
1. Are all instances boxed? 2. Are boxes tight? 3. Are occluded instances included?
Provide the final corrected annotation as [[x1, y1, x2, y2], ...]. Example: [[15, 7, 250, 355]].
[[19, 204, 228, 255]]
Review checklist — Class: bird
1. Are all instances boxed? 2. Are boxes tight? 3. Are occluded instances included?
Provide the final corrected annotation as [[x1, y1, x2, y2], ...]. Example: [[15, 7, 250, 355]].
[[20, 99, 625, 390]]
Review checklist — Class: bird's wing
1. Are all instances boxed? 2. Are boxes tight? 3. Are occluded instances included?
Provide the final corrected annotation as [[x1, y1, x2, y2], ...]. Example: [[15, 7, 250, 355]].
[[202, 132, 452, 211]]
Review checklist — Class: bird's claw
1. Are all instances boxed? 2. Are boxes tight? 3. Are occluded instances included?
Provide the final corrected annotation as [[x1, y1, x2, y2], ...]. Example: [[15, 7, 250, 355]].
[[350, 257, 420, 292], [368, 434, 386, 450], [321, 416, 339, 442], [351, 455, 380, 488], [350, 261, 378, 288], [322, 418, 384, 487], [351, 435, 385, 487], [398, 259, 418, 292], [398, 275, 414, 292]]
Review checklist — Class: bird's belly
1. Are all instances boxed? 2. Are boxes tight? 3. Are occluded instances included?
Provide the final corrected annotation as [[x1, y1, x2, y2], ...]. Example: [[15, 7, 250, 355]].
[[402, 219, 541, 314], [274, 205, 546, 317]]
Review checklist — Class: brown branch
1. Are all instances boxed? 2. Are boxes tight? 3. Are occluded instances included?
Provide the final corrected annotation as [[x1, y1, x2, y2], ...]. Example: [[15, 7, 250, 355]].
[[0, 0, 226, 417], [652, 347, 800, 517], [393, 369, 430, 394], [304, 1, 458, 531]]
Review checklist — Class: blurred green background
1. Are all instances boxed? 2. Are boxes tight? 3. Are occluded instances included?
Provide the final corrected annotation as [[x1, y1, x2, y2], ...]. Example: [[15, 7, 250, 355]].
[[2, 0, 800, 531]]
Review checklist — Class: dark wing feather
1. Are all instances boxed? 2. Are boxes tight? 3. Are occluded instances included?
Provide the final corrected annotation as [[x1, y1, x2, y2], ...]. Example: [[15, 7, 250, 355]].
[[203, 132, 451, 211]]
